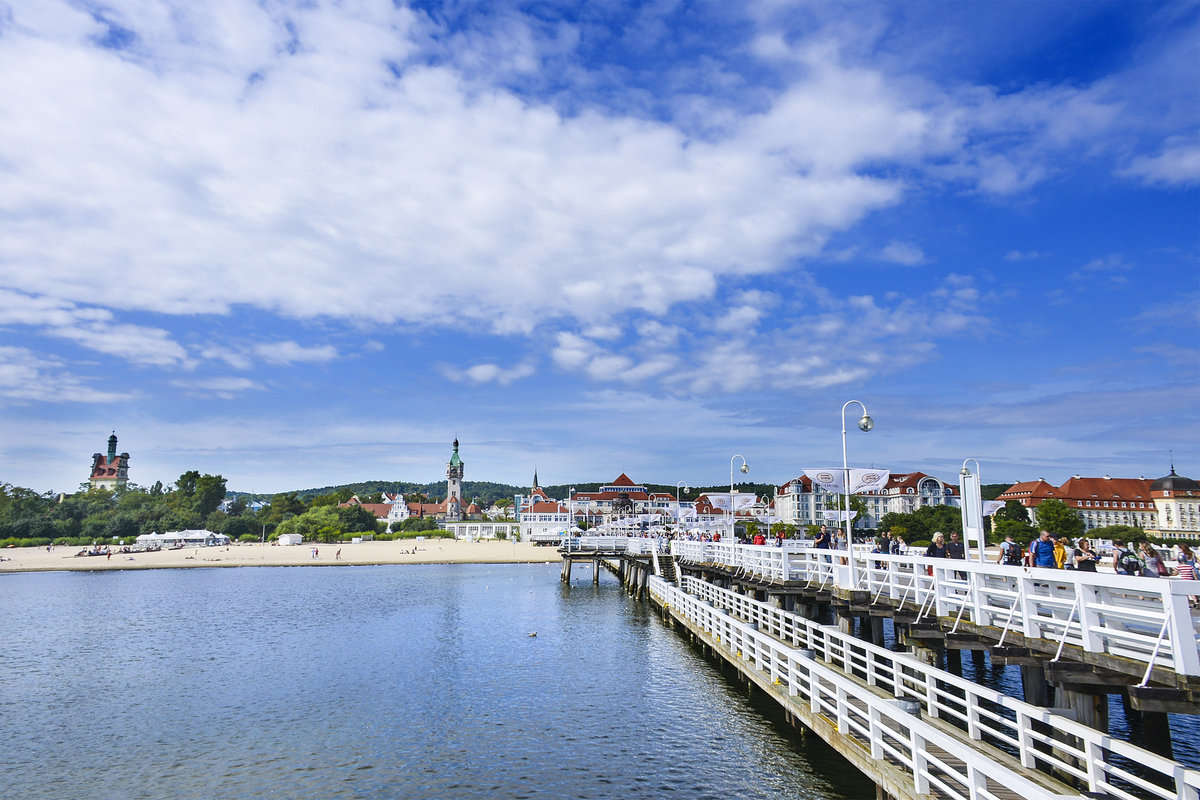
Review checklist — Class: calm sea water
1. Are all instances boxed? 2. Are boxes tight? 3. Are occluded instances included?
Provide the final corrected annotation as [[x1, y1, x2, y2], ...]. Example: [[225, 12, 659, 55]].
[[0, 564, 875, 800]]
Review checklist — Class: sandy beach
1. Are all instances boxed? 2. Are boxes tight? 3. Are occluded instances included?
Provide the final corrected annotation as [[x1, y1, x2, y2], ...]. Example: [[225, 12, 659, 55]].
[[0, 538, 564, 573]]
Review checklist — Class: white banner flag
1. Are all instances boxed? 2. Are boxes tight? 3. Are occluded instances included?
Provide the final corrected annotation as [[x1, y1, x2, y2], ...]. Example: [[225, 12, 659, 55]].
[[849, 469, 890, 493], [983, 501, 1005, 516], [805, 468, 889, 494], [821, 510, 851, 522], [804, 469, 844, 494], [707, 493, 757, 512]]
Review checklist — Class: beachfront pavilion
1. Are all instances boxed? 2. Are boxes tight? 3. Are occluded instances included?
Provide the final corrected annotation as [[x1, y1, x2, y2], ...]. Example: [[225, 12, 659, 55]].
[[136, 530, 231, 548]]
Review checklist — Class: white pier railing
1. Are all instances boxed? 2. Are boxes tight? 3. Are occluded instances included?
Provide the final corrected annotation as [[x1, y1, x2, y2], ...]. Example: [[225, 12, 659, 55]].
[[652, 574, 1200, 800], [560, 535, 630, 552], [671, 540, 1200, 678]]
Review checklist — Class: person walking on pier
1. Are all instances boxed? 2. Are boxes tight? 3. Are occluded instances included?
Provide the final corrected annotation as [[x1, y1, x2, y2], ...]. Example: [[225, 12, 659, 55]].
[[924, 532, 948, 558], [998, 533, 1023, 566], [1113, 540, 1143, 575], [813, 525, 830, 550], [1176, 544, 1197, 580], [1054, 537, 1071, 569], [1028, 530, 1057, 568], [1140, 541, 1167, 578], [946, 531, 965, 560], [1073, 538, 1099, 572]]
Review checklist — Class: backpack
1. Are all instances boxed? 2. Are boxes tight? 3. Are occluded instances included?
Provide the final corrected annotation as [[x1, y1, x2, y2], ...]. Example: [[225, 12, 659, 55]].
[[1001, 542, 1023, 566], [1118, 548, 1144, 575]]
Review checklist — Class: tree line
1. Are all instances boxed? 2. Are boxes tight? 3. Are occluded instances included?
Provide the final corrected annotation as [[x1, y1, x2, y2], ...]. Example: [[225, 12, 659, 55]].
[[0, 474, 453, 549]]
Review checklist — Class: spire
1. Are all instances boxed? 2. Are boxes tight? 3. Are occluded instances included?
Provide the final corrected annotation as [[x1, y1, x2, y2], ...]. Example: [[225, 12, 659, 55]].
[[107, 432, 118, 461], [533, 467, 539, 489]]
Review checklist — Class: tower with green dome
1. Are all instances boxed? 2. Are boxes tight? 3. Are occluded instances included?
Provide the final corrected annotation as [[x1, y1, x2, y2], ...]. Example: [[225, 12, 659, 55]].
[[446, 438, 464, 521]]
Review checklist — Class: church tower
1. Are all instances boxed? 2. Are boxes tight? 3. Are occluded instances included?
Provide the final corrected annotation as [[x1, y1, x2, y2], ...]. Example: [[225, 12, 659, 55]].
[[446, 438, 464, 521]]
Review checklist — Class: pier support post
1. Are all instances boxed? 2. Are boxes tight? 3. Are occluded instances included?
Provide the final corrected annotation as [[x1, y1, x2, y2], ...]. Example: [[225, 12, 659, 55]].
[[1021, 665, 1049, 707], [593, 557, 600, 586], [907, 641, 938, 666], [561, 557, 572, 584], [867, 616, 885, 647], [1054, 686, 1108, 733], [1122, 694, 1174, 759]]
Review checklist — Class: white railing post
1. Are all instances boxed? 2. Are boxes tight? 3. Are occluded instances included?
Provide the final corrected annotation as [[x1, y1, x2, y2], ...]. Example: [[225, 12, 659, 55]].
[[1166, 588, 1200, 677]]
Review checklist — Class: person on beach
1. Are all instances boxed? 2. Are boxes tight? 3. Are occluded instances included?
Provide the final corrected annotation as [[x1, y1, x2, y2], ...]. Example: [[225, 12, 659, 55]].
[[335, 549, 342, 561]]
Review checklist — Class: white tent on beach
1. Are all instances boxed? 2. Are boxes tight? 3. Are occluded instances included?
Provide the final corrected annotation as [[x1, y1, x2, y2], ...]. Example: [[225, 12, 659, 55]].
[[137, 530, 230, 548]]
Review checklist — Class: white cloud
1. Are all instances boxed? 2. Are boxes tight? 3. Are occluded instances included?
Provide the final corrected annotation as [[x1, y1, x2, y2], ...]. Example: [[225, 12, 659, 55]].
[[442, 361, 537, 386], [878, 240, 925, 265], [169, 377, 265, 398], [253, 341, 339, 365], [0, 1, 945, 341], [1004, 250, 1046, 261], [0, 346, 132, 404], [1120, 138, 1200, 187], [0, 290, 189, 367]]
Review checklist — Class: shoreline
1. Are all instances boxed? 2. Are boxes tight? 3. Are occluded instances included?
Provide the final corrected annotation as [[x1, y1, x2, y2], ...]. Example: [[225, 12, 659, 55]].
[[0, 538, 564, 574]]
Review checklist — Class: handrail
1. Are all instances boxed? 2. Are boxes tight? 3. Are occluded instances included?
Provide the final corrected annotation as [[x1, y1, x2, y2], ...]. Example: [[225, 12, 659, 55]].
[[671, 539, 1200, 678], [653, 573, 1200, 800]]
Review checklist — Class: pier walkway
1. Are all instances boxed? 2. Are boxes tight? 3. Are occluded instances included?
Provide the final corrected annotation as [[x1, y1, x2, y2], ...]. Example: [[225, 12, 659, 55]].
[[559, 535, 1200, 798], [670, 540, 1200, 690], [648, 572, 1199, 800]]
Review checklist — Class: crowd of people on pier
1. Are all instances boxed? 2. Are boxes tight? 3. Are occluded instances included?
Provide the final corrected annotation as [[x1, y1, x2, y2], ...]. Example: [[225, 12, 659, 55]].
[[987, 530, 1196, 579], [631, 522, 1196, 582]]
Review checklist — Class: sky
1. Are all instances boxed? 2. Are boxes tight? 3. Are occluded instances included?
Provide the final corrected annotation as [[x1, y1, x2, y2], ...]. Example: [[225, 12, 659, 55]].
[[1, 0, 1198, 496]]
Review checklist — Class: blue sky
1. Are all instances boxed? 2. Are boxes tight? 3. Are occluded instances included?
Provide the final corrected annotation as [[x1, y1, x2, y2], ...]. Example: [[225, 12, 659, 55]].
[[1, 0, 1197, 495]]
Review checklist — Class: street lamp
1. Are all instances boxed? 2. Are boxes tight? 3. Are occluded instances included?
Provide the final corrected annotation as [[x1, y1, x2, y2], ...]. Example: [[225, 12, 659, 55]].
[[676, 481, 689, 538], [568, 487, 576, 540], [841, 401, 874, 585], [731, 454, 749, 542]]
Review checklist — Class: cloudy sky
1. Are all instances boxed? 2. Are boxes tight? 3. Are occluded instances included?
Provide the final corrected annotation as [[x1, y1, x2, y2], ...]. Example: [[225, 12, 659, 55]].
[[1, 0, 1197, 495]]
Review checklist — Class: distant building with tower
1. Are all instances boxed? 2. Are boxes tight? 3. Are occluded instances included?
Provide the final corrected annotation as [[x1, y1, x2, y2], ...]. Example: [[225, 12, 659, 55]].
[[445, 438, 464, 522], [89, 433, 129, 491]]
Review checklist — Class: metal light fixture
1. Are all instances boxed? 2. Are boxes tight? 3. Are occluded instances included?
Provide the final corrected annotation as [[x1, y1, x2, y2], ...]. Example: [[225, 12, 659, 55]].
[[841, 400, 875, 586]]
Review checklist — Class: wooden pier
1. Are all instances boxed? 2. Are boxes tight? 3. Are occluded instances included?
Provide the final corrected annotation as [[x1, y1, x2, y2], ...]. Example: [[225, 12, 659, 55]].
[[562, 535, 1200, 800]]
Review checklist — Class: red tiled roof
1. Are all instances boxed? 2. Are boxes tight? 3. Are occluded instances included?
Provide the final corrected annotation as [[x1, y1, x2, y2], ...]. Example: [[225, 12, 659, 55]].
[[996, 477, 1153, 507], [1057, 477, 1151, 500], [572, 491, 650, 502], [779, 475, 814, 492], [609, 473, 636, 487], [528, 501, 567, 513]]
